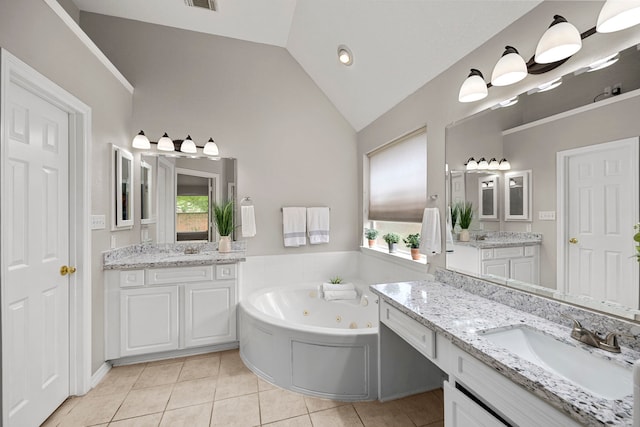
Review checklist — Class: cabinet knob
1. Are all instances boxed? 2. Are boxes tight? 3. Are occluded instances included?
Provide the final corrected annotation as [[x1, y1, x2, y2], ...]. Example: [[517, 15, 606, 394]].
[[569, 237, 578, 244], [60, 265, 77, 276]]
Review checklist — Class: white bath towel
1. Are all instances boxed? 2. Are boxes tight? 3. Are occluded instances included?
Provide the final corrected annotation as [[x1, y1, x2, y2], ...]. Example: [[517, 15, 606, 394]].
[[419, 207, 442, 255], [307, 207, 330, 244], [324, 290, 358, 301], [445, 205, 455, 253], [322, 282, 355, 292], [283, 207, 307, 247], [241, 205, 256, 238]]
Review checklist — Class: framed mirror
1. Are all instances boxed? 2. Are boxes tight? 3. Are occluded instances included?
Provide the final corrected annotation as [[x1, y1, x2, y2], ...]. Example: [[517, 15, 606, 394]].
[[504, 170, 531, 221], [112, 144, 134, 229], [140, 159, 154, 224], [478, 175, 499, 220]]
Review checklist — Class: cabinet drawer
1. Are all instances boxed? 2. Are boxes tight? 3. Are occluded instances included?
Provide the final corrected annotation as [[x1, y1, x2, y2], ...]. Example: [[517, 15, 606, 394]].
[[216, 264, 236, 280], [524, 245, 537, 257], [146, 266, 213, 285], [480, 249, 493, 260], [120, 270, 144, 287], [381, 300, 435, 360], [493, 246, 523, 258]]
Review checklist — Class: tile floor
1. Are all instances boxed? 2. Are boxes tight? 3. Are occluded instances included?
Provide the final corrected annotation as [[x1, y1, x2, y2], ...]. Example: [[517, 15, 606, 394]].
[[42, 349, 445, 427]]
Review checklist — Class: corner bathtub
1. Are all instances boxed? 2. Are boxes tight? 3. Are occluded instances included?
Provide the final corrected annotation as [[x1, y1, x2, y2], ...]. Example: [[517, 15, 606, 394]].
[[239, 283, 379, 401]]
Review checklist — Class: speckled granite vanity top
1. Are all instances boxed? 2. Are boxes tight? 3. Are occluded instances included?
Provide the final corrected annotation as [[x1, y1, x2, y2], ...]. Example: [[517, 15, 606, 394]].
[[453, 231, 542, 249], [103, 242, 246, 270], [370, 280, 637, 426]]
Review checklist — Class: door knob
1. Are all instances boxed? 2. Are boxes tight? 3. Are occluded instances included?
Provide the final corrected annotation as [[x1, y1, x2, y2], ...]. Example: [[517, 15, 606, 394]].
[[60, 265, 77, 276], [569, 238, 578, 244]]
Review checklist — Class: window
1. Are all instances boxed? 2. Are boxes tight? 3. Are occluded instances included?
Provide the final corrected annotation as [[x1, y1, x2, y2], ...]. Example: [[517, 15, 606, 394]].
[[365, 127, 427, 254]]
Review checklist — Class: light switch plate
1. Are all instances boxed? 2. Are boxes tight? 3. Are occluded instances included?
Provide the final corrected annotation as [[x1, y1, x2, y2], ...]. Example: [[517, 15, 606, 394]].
[[538, 211, 556, 221], [91, 214, 106, 230]]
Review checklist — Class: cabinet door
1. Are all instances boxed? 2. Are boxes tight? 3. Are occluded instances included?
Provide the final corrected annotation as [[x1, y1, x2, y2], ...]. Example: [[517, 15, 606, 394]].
[[511, 257, 539, 284], [444, 381, 503, 427], [481, 259, 509, 279], [120, 286, 179, 356], [184, 282, 236, 348]]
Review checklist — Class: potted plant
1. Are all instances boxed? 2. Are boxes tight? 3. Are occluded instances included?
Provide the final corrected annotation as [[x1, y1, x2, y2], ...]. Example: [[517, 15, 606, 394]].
[[403, 233, 421, 260], [457, 201, 474, 242], [450, 204, 459, 232], [382, 232, 400, 253], [364, 228, 379, 247], [213, 199, 234, 252]]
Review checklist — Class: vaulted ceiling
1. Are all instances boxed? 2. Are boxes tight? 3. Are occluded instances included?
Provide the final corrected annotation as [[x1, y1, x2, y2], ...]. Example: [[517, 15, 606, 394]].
[[71, 0, 541, 130]]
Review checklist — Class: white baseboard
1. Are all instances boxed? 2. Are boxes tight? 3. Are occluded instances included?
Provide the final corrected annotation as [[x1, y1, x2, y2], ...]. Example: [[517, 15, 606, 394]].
[[90, 361, 112, 388]]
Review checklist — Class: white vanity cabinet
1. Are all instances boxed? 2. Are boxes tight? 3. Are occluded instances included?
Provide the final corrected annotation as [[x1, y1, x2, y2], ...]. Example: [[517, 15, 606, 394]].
[[449, 244, 539, 285], [106, 264, 237, 360]]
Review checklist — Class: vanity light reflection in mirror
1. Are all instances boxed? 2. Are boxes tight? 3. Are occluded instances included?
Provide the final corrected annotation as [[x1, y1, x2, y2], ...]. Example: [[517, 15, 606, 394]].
[[445, 42, 640, 320]]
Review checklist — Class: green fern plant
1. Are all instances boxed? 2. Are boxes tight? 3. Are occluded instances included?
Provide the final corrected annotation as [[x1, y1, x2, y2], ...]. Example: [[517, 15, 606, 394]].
[[450, 204, 459, 229], [329, 276, 343, 284], [213, 200, 234, 236], [457, 201, 474, 230]]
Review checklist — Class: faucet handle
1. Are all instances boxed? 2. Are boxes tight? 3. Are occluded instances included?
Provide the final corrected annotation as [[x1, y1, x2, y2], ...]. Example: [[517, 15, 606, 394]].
[[560, 313, 582, 330]]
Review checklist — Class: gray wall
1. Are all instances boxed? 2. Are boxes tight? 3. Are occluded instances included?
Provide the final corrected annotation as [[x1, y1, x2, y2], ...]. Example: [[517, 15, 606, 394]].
[[357, 1, 640, 275], [80, 12, 359, 257], [0, 0, 134, 374]]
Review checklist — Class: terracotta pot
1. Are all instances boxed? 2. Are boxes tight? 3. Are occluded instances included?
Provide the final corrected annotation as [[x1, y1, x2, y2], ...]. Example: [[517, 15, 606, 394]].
[[410, 248, 421, 260], [218, 235, 232, 253], [388, 242, 397, 253], [459, 229, 470, 242], [368, 239, 375, 248]]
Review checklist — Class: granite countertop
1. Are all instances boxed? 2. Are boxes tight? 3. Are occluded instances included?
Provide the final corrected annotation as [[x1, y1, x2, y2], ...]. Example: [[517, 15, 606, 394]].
[[370, 280, 637, 426], [103, 242, 246, 270], [453, 238, 542, 249]]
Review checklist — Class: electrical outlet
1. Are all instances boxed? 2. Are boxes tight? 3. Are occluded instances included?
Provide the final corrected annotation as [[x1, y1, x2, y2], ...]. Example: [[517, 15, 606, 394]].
[[110, 235, 116, 249], [90, 214, 106, 230], [604, 86, 611, 96], [538, 211, 556, 220], [526, 224, 532, 232]]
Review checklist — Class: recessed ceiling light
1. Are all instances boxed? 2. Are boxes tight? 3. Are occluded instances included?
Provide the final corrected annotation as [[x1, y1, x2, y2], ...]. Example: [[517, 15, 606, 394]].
[[337, 45, 353, 66]]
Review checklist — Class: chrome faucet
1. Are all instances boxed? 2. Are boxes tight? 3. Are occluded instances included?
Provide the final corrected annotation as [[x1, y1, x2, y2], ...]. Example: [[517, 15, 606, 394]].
[[561, 314, 628, 353]]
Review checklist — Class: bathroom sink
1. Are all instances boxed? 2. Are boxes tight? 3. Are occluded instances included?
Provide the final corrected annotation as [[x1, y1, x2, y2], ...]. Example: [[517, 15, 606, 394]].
[[480, 326, 632, 400]]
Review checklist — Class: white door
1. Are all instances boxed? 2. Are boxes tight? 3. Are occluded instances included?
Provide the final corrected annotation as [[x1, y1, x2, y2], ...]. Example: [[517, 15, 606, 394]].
[[562, 138, 639, 307], [2, 81, 70, 425]]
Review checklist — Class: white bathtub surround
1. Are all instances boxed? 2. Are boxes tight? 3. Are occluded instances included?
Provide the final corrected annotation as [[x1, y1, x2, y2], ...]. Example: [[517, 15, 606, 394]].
[[282, 207, 307, 247], [241, 205, 257, 237], [307, 207, 330, 244], [371, 280, 638, 425], [419, 207, 442, 255], [239, 284, 378, 401]]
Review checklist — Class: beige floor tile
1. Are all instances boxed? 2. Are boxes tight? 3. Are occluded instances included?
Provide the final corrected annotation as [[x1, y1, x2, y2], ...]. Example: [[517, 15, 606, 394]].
[[58, 392, 128, 427], [262, 414, 313, 427], [419, 420, 444, 427], [90, 365, 146, 397], [145, 356, 187, 367], [41, 397, 82, 426], [218, 351, 251, 377], [214, 372, 258, 400], [257, 377, 277, 392], [304, 395, 349, 413], [259, 388, 308, 424], [108, 413, 162, 426], [394, 391, 444, 426], [159, 402, 212, 427], [113, 384, 173, 421], [178, 356, 221, 382], [210, 393, 260, 427], [354, 399, 414, 427], [133, 362, 183, 389], [183, 351, 219, 361], [166, 376, 217, 410], [309, 405, 364, 427]]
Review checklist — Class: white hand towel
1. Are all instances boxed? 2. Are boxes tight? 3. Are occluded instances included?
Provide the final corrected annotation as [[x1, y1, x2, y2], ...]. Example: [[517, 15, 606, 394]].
[[419, 207, 442, 255], [241, 205, 256, 238], [322, 282, 355, 292], [307, 207, 330, 244], [283, 207, 307, 247], [323, 290, 358, 301]]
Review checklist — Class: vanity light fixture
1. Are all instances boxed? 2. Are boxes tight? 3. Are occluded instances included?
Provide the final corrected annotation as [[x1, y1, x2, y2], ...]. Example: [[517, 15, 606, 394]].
[[157, 133, 175, 151], [492, 95, 519, 110], [488, 158, 500, 170], [180, 135, 197, 154], [534, 77, 563, 93], [498, 158, 511, 170], [203, 137, 219, 156], [491, 46, 528, 86], [477, 157, 489, 170], [132, 130, 150, 149], [459, 69, 488, 103], [338, 45, 353, 66], [465, 157, 478, 171], [596, 0, 640, 33], [587, 52, 620, 72], [535, 15, 582, 64]]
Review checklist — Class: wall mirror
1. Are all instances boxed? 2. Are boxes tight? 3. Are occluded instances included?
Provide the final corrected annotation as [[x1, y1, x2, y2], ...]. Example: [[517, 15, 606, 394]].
[[445, 41, 640, 321], [504, 170, 531, 221], [478, 175, 499, 220], [140, 154, 237, 244], [140, 159, 154, 224], [112, 144, 134, 229]]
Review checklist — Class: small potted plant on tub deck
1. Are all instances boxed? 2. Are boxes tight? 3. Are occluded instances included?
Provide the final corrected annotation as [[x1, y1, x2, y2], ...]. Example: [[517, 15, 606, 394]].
[[382, 232, 400, 253], [364, 228, 379, 247], [213, 199, 234, 253], [457, 201, 474, 242], [404, 233, 421, 260]]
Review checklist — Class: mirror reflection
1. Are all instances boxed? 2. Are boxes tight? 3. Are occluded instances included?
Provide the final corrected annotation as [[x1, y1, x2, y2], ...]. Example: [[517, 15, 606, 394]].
[[446, 43, 640, 320], [140, 159, 153, 224]]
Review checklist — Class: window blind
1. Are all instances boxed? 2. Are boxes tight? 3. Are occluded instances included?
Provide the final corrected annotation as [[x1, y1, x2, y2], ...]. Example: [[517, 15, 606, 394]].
[[368, 128, 426, 222]]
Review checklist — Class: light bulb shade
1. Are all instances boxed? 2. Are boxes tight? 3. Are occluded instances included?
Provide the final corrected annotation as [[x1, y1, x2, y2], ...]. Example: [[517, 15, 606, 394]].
[[203, 137, 219, 156], [597, 0, 640, 33], [157, 133, 175, 151], [491, 46, 528, 86], [132, 130, 150, 149], [488, 158, 500, 170], [459, 69, 488, 103], [466, 157, 478, 171], [180, 135, 197, 154], [498, 158, 511, 170], [477, 157, 489, 170], [535, 15, 582, 64]]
